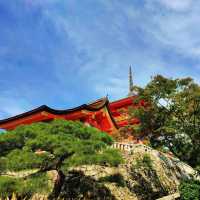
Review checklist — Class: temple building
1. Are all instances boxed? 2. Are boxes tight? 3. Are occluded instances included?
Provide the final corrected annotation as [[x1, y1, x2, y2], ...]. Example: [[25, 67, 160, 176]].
[[0, 67, 142, 135]]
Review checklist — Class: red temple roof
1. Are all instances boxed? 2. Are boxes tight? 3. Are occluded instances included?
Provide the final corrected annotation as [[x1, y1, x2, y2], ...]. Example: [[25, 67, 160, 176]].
[[0, 98, 108, 124], [0, 97, 119, 133], [0, 96, 140, 134]]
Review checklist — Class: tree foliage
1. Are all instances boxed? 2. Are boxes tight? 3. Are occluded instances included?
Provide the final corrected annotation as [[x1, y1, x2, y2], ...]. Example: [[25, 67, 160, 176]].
[[179, 179, 200, 200], [0, 119, 122, 197], [0, 173, 51, 198], [130, 75, 200, 167]]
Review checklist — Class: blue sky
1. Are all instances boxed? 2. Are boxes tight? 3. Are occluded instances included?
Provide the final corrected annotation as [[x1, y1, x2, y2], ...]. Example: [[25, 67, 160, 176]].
[[0, 0, 200, 119]]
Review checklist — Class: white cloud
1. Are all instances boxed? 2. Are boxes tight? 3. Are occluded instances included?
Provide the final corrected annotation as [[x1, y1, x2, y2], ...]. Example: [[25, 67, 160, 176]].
[[142, 1, 200, 58], [158, 0, 193, 11], [1, 0, 200, 117], [38, 0, 200, 98]]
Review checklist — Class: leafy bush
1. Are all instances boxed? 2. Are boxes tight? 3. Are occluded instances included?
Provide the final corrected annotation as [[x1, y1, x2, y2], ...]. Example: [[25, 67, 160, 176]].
[[179, 179, 200, 200]]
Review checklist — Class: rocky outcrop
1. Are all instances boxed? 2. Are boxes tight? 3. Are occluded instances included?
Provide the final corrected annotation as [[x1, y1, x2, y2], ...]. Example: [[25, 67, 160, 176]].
[[2, 145, 198, 200], [55, 144, 198, 200]]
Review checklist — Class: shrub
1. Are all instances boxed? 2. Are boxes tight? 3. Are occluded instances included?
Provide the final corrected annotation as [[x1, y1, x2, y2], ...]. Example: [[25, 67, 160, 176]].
[[179, 179, 200, 200], [134, 153, 153, 169]]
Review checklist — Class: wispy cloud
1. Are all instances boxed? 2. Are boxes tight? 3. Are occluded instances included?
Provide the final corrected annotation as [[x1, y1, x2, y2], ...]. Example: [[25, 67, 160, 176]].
[[156, 0, 193, 11], [0, 94, 31, 119], [0, 0, 200, 118], [144, 0, 200, 58], [43, 0, 200, 96]]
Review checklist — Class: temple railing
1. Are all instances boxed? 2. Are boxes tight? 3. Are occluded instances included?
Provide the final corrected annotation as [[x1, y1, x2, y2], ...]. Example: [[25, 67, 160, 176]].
[[112, 142, 135, 151]]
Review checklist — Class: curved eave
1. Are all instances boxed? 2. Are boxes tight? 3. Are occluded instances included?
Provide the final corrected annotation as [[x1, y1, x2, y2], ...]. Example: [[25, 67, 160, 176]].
[[106, 103, 119, 130], [110, 95, 137, 109], [0, 97, 109, 126]]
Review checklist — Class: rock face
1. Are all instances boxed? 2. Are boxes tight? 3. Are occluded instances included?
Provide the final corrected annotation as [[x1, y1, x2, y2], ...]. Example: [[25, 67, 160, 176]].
[[56, 144, 198, 200], [2, 145, 198, 200]]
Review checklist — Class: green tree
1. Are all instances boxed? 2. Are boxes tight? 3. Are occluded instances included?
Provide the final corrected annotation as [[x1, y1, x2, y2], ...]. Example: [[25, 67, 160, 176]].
[[130, 75, 200, 167], [0, 119, 122, 198], [179, 179, 200, 200]]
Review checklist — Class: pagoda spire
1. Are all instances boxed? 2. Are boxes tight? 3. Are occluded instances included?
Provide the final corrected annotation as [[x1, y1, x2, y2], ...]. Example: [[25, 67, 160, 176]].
[[128, 66, 134, 96]]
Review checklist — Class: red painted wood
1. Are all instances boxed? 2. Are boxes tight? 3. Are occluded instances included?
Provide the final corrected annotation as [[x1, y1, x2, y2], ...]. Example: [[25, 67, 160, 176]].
[[0, 96, 144, 134]]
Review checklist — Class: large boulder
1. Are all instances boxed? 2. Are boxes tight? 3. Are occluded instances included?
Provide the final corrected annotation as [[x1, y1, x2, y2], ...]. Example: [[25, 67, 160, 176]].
[[56, 144, 198, 200]]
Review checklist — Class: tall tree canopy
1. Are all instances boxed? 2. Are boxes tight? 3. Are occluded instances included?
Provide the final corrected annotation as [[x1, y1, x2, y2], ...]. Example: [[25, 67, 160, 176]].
[[131, 75, 200, 168]]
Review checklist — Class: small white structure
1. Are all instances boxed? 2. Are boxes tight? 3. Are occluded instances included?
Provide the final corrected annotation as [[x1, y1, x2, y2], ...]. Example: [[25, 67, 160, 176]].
[[112, 142, 135, 151]]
